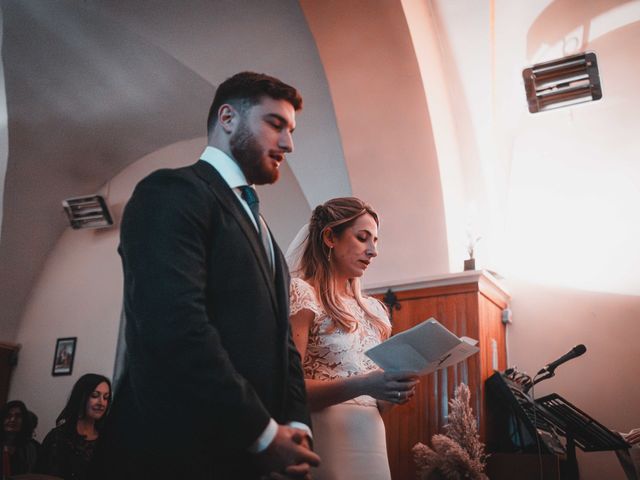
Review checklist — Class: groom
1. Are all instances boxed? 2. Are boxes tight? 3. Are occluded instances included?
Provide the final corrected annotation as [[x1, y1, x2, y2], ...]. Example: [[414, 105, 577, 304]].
[[96, 72, 319, 479]]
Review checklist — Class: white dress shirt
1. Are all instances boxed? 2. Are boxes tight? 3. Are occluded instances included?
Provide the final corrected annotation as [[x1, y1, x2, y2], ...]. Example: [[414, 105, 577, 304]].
[[199, 146, 311, 451], [200, 146, 275, 269]]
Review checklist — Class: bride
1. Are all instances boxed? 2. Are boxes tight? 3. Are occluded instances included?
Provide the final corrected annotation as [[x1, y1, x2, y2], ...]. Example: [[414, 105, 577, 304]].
[[287, 197, 419, 480]]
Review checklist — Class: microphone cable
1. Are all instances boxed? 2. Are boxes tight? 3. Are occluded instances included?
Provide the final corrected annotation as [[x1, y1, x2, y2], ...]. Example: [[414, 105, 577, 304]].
[[530, 373, 544, 480]]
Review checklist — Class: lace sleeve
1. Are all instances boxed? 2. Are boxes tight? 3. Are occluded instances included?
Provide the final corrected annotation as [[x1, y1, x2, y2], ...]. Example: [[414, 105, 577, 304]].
[[289, 278, 323, 318]]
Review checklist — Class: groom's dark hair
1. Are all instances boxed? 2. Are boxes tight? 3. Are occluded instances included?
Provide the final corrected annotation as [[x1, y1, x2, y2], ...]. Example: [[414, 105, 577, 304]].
[[206, 72, 302, 133]]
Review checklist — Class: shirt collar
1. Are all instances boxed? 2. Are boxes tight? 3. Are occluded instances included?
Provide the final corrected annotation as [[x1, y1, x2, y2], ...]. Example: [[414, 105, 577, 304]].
[[199, 146, 250, 189]]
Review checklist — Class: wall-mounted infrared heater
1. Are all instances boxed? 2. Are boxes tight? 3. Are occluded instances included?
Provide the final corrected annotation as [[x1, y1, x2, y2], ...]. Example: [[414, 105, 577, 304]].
[[62, 195, 113, 230], [523, 52, 602, 113]]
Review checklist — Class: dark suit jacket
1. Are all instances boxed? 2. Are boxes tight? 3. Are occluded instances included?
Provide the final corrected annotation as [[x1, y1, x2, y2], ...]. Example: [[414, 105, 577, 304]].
[[95, 161, 309, 479]]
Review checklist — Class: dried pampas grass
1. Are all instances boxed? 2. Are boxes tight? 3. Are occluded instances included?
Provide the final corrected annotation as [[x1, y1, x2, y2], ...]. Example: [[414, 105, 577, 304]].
[[413, 383, 488, 480]]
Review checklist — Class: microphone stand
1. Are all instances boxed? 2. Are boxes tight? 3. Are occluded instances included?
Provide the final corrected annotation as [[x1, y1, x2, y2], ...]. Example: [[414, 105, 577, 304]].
[[522, 369, 554, 395], [523, 368, 581, 480]]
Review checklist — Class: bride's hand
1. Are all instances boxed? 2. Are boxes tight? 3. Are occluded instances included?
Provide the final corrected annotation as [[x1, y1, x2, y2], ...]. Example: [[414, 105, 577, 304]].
[[362, 369, 419, 404]]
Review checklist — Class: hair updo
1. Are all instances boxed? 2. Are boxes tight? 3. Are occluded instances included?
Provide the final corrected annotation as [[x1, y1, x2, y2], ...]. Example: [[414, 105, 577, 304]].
[[303, 197, 378, 279], [299, 197, 389, 338]]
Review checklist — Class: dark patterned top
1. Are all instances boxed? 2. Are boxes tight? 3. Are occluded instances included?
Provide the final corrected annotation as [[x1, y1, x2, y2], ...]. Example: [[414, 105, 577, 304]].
[[38, 424, 97, 480], [0, 441, 39, 476]]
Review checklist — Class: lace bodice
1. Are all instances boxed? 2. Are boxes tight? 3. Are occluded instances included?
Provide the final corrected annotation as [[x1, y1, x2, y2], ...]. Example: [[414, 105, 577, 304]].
[[289, 277, 390, 406]]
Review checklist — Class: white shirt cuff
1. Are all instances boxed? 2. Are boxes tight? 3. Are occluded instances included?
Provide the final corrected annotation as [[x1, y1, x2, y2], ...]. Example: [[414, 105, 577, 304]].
[[288, 421, 313, 439], [249, 419, 313, 453], [249, 418, 278, 453]]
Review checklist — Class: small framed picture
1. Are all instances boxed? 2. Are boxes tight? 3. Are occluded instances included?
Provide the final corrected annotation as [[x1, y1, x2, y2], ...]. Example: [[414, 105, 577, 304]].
[[52, 337, 77, 376]]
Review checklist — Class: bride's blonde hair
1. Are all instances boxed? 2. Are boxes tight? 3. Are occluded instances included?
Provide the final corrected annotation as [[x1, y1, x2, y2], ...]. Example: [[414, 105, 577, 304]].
[[298, 197, 391, 339]]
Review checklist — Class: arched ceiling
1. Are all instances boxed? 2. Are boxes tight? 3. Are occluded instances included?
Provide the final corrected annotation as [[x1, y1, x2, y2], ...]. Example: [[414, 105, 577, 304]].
[[299, 0, 450, 287], [0, 0, 212, 337], [0, 0, 349, 340], [8, 0, 635, 344]]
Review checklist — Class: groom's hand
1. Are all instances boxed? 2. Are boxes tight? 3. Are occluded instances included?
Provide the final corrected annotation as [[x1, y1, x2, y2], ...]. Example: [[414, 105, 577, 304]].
[[279, 435, 314, 479], [268, 465, 313, 480], [258, 425, 319, 477]]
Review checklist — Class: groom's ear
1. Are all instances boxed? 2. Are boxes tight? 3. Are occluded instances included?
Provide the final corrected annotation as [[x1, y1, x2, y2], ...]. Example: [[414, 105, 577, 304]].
[[218, 104, 239, 134]]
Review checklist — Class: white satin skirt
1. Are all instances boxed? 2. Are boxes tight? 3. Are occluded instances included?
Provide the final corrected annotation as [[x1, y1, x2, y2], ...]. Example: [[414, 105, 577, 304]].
[[311, 401, 391, 480]]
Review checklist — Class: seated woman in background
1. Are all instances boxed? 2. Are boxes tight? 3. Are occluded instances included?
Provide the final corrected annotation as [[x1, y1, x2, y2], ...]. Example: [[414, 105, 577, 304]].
[[0, 400, 39, 476], [287, 197, 419, 480], [39, 373, 111, 480]]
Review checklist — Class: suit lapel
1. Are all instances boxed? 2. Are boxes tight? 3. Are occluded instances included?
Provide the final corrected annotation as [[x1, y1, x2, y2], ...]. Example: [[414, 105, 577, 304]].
[[193, 161, 278, 309], [270, 227, 290, 324]]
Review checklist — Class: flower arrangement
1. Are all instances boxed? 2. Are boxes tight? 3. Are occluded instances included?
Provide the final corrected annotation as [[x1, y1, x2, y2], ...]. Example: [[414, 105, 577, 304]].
[[413, 383, 488, 480]]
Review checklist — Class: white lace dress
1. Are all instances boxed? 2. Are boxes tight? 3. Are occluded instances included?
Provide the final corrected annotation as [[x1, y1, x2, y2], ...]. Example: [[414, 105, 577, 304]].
[[290, 277, 392, 480]]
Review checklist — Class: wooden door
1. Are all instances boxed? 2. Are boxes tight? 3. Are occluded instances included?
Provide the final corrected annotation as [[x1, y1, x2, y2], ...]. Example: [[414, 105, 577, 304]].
[[0, 341, 20, 406]]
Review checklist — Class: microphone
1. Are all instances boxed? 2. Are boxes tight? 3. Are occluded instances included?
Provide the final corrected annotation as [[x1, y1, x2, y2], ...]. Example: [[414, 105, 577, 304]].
[[537, 344, 586, 376]]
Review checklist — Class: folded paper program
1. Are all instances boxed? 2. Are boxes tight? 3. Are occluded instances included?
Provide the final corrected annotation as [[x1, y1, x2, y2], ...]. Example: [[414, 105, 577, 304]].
[[365, 318, 479, 375]]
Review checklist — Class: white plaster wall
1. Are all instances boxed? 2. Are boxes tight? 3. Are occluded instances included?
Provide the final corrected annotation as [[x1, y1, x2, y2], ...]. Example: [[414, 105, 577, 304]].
[[428, 1, 640, 478], [506, 278, 640, 479], [9, 138, 199, 438], [497, 0, 640, 297], [86, 0, 351, 209], [0, 4, 8, 243], [400, 0, 474, 273], [300, 0, 451, 288]]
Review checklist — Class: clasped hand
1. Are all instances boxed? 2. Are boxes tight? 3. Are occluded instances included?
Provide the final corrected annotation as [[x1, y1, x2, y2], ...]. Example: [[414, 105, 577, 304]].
[[259, 425, 320, 480]]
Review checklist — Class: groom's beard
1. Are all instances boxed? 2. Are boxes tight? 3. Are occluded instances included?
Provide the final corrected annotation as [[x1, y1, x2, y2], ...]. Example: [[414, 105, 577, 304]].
[[230, 121, 280, 185]]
